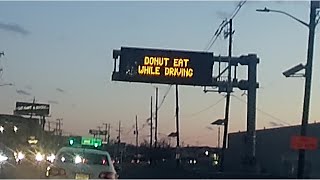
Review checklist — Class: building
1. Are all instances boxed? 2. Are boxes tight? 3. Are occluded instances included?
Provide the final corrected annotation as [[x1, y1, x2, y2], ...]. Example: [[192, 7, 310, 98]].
[[225, 122, 320, 178]]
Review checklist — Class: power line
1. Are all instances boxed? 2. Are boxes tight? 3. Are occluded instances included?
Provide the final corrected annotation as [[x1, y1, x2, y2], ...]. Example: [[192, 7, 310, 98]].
[[158, 85, 172, 110], [231, 94, 291, 126], [136, 86, 172, 133], [230, 1, 247, 20], [205, 0, 247, 51], [160, 96, 226, 131], [205, 19, 228, 51], [205, 20, 228, 51], [182, 96, 226, 118]]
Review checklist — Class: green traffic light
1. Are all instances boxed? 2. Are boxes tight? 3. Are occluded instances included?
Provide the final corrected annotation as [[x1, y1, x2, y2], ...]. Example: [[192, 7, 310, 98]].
[[69, 139, 74, 145], [94, 143, 98, 148]]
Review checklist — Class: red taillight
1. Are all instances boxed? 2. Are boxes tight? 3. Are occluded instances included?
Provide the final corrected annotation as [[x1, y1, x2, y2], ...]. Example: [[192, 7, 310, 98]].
[[49, 167, 66, 176], [99, 172, 116, 179]]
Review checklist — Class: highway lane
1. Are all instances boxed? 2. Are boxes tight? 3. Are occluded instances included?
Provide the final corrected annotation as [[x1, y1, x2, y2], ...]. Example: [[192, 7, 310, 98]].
[[0, 161, 47, 179]]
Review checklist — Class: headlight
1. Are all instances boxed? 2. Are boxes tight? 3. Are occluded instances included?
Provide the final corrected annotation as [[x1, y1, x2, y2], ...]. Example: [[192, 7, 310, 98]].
[[46, 154, 55, 163], [35, 152, 44, 162], [74, 155, 82, 164], [17, 152, 25, 160], [0, 154, 8, 162]]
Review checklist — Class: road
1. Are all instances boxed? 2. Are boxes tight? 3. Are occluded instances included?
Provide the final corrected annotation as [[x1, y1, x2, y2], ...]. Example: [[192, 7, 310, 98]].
[[0, 161, 47, 179], [0, 161, 201, 179], [0, 161, 287, 179]]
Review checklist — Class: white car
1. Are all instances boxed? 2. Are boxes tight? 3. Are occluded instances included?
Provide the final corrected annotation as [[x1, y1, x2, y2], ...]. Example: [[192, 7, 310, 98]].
[[45, 146, 118, 179]]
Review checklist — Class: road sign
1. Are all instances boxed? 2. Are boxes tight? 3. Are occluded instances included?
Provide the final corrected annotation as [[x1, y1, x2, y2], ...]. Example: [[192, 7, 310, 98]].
[[89, 129, 107, 135], [81, 137, 102, 147], [290, 135, 318, 150], [112, 47, 214, 86], [89, 129, 99, 135]]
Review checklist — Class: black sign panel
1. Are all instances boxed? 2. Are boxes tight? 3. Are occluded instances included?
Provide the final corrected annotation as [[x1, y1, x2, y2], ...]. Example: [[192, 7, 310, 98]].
[[113, 47, 214, 86], [14, 102, 50, 116]]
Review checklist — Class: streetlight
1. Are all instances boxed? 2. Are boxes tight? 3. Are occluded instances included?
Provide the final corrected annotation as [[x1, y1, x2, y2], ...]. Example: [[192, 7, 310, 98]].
[[256, 7, 309, 27], [257, 2, 319, 178], [211, 119, 225, 148], [211, 119, 225, 170]]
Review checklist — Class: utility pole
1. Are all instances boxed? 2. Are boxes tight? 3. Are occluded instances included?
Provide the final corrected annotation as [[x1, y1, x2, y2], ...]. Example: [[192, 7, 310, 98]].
[[175, 84, 180, 168], [298, 1, 317, 179], [220, 18, 233, 172], [150, 96, 153, 149], [218, 126, 221, 148], [135, 115, 139, 155], [155, 87, 159, 148], [97, 126, 102, 138], [55, 122, 58, 135], [103, 123, 108, 142], [48, 121, 51, 132], [56, 118, 63, 136], [107, 124, 111, 144], [30, 97, 36, 119], [117, 121, 121, 160], [149, 96, 153, 165]]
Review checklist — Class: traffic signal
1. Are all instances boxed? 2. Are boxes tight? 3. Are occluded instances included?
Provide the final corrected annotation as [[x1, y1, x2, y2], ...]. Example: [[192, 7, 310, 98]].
[[68, 136, 82, 146], [69, 139, 74, 145]]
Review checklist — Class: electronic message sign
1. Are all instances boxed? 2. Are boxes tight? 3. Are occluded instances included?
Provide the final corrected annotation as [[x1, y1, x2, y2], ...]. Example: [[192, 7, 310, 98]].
[[112, 47, 214, 86], [14, 102, 50, 117]]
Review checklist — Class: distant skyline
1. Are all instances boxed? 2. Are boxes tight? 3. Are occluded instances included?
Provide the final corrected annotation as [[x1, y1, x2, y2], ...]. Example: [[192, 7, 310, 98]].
[[0, 1, 319, 147]]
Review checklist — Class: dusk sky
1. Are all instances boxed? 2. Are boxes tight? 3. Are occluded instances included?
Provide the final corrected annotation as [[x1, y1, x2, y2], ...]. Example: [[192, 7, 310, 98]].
[[0, 1, 319, 147]]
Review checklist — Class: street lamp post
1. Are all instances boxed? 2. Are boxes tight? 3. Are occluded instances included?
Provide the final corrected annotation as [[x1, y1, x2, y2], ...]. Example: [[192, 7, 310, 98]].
[[257, 2, 318, 178], [211, 119, 225, 168]]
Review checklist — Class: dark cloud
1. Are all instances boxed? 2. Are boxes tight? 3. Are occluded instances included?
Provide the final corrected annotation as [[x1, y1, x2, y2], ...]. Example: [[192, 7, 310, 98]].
[[56, 88, 65, 93], [269, 121, 284, 127], [16, 89, 31, 96], [0, 22, 30, 35], [48, 100, 59, 104]]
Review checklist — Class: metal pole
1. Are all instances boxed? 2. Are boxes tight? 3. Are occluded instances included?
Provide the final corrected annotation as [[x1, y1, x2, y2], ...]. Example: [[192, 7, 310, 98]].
[[175, 84, 180, 167], [218, 126, 221, 148], [117, 121, 121, 160], [149, 96, 153, 165], [246, 54, 258, 172], [135, 115, 139, 156], [150, 96, 153, 149], [55, 122, 58, 136], [220, 18, 233, 172], [57, 118, 63, 136], [107, 124, 111, 145], [297, 1, 317, 178], [155, 87, 158, 148], [30, 97, 35, 119], [97, 126, 102, 138], [103, 123, 108, 142]]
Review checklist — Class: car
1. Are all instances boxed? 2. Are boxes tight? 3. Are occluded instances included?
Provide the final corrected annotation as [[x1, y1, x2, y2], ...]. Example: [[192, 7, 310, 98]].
[[45, 146, 118, 179]]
